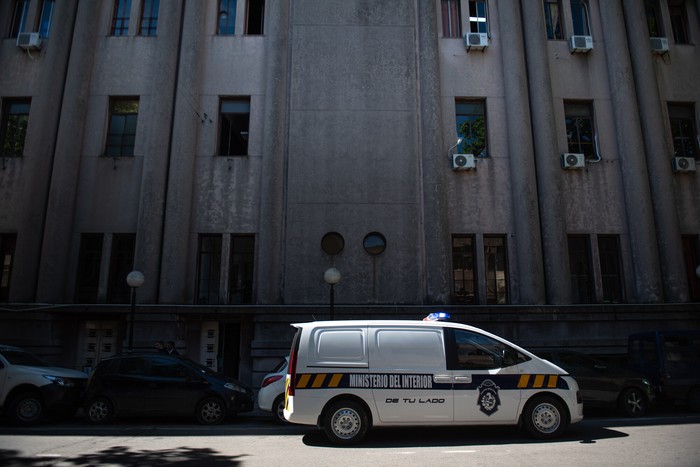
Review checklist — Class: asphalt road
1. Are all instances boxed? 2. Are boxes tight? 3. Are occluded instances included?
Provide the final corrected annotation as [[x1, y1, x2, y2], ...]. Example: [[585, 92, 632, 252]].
[[1, 407, 699, 466]]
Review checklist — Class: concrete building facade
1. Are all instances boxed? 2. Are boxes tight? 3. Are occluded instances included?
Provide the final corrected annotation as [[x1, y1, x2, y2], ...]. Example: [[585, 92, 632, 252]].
[[1, 0, 699, 386]]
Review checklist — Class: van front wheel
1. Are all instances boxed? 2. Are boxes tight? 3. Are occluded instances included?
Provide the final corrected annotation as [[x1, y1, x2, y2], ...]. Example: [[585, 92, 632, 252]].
[[522, 395, 568, 439], [323, 400, 369, 445]]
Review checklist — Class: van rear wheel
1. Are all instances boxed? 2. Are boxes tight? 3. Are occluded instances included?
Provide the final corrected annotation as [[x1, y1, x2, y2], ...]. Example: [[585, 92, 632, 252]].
[[323, 400, 369, 445], [522, 395, 568, 439]]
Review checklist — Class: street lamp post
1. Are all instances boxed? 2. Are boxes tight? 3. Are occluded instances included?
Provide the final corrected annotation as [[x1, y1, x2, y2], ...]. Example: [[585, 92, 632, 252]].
[[126, 270, 145, 353], [324, 267, 341, 320]]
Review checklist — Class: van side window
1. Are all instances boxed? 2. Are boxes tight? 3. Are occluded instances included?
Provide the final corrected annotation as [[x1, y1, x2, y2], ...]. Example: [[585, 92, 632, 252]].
[[447, 329, 524, 370], [313, 328, 366, 364], [375, 329, 444, 368]]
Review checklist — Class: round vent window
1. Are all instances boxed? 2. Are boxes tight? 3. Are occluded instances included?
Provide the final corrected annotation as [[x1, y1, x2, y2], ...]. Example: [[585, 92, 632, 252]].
[[321, 232, 345, 255], [363, 232, 386, 256]]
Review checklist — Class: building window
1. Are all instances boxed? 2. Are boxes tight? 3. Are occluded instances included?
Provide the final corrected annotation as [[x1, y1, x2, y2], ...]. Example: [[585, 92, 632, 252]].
[[452, 235, 476, 304], [598, 235, 623, 303], [111, 0, 132, 36], [246, 0, 265, 35], [196, 235, 222, 305], [1, 98, 31, 158], [570, 0, 591, 36], [75, 234, 104, 303], [229, 235, 254, 304], [682, 236, 699, 301], [484, 236, 507, 304], [568, 235, 594, 304], [0, 234, 17, 302], [565, 101, 595, 159], [669, 3, 689, 44], [38, 0, 55, 38], [218, 98, 250, 156], [106, 98, 139, 157], [107, 234, 136, 304], [456, 100, 487, 158], [139, 0, 159, 36], [544, 0, 563, 40], [467, 0, 488, 33], [9, 0, 29, 38], [668, 103, 698, 159], [644, 0, 663, 37], [218, 0, 237, 35], [441, 0, 462, 38]]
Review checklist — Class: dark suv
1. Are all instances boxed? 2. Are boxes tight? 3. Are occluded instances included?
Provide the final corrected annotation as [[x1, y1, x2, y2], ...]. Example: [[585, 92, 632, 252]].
[[84, 354, 254, 425]]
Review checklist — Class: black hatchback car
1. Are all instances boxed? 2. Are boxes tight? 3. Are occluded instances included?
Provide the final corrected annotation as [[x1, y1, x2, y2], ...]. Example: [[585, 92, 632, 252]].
[[534, 349, 655, 417], [84, 354, 253, 425]]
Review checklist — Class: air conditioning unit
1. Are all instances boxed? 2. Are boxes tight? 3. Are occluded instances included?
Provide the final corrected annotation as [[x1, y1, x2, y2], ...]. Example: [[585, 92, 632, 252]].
[[464, 33, 488, 51], [16, 32, 42, 50], [650, 37, 669, 54], [671, 156, 696, 173], [452, 153, 476, 170], [569, 35, 593, 53], [561, 153, 585, 169]]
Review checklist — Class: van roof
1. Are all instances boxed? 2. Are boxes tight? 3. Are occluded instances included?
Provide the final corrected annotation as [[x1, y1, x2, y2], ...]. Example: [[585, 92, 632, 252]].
[[291, 319, 530, 350]]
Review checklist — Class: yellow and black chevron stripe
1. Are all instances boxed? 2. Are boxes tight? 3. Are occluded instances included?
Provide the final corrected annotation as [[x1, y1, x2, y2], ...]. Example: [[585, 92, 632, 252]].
[[295, 373, 344, 389], [291, 372, 570, 391], [517, 374, 561, 389]]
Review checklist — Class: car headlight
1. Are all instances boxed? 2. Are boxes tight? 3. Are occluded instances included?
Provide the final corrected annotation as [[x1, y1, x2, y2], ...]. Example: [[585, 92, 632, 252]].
[[43, 375, 74, 387], [224, 382, 245, 393]]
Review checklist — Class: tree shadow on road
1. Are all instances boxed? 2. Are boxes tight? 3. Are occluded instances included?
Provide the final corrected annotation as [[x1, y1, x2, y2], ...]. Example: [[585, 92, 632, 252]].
[[0, 446, 246, 466]]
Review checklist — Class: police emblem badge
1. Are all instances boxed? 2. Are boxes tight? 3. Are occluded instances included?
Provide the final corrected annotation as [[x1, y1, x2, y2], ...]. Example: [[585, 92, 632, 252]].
[[477, 379, 501, 416]]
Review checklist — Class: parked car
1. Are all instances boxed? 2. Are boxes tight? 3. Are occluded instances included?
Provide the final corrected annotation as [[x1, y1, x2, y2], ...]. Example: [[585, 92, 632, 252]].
[[258, 357, 288, 423], [534, 348, 655, 417], [83, 354, 254, 425], [0, 344, 88, 426], [627, 330, 700, 412]]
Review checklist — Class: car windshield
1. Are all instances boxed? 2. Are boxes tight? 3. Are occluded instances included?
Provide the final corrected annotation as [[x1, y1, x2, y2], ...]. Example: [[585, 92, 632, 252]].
[[0, 349, 46, 366]]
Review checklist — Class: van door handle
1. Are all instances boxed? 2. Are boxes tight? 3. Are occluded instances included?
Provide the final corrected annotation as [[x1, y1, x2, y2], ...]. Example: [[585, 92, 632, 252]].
[[433, 375, 452, 384], [454, 375, 472, 383]]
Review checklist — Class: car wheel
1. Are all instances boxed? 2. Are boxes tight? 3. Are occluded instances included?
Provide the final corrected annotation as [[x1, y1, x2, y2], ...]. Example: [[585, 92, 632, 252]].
[[522, 395, 568, 439], [8, 391, 44, 426], [687, 387, 700, 413], [196, 397, 226, 425], [85, 397, 114, 424], [272, 394, 288, 424], [322, 400, 369, 445], [619, 387, 648, 417]]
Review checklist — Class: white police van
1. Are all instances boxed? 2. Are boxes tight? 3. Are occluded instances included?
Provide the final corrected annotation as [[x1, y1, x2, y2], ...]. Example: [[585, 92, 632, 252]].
[[284, 319, 583, 444]]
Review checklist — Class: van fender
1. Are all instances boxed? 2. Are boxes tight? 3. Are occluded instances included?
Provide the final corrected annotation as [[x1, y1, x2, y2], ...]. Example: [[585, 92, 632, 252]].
[[518, 390, 571, 427], [317, 394, 374, 430]]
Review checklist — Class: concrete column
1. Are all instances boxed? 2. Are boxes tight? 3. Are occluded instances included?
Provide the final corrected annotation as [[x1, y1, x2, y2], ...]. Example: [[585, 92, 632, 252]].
[[416, 0, 450, 303], [622, 0, 688, 302], [521, 0, 572, 304], [599, 1, 664, 302], [35, 0, 97, 301], [498, 3, 546, 304], [256, 0, 291, 304], [158, 0, 205, 303]]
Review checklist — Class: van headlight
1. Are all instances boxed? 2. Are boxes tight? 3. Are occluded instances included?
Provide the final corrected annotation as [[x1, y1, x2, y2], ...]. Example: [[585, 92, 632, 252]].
[[224, 382, 245, 393], [43, 375, 74, 387]]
